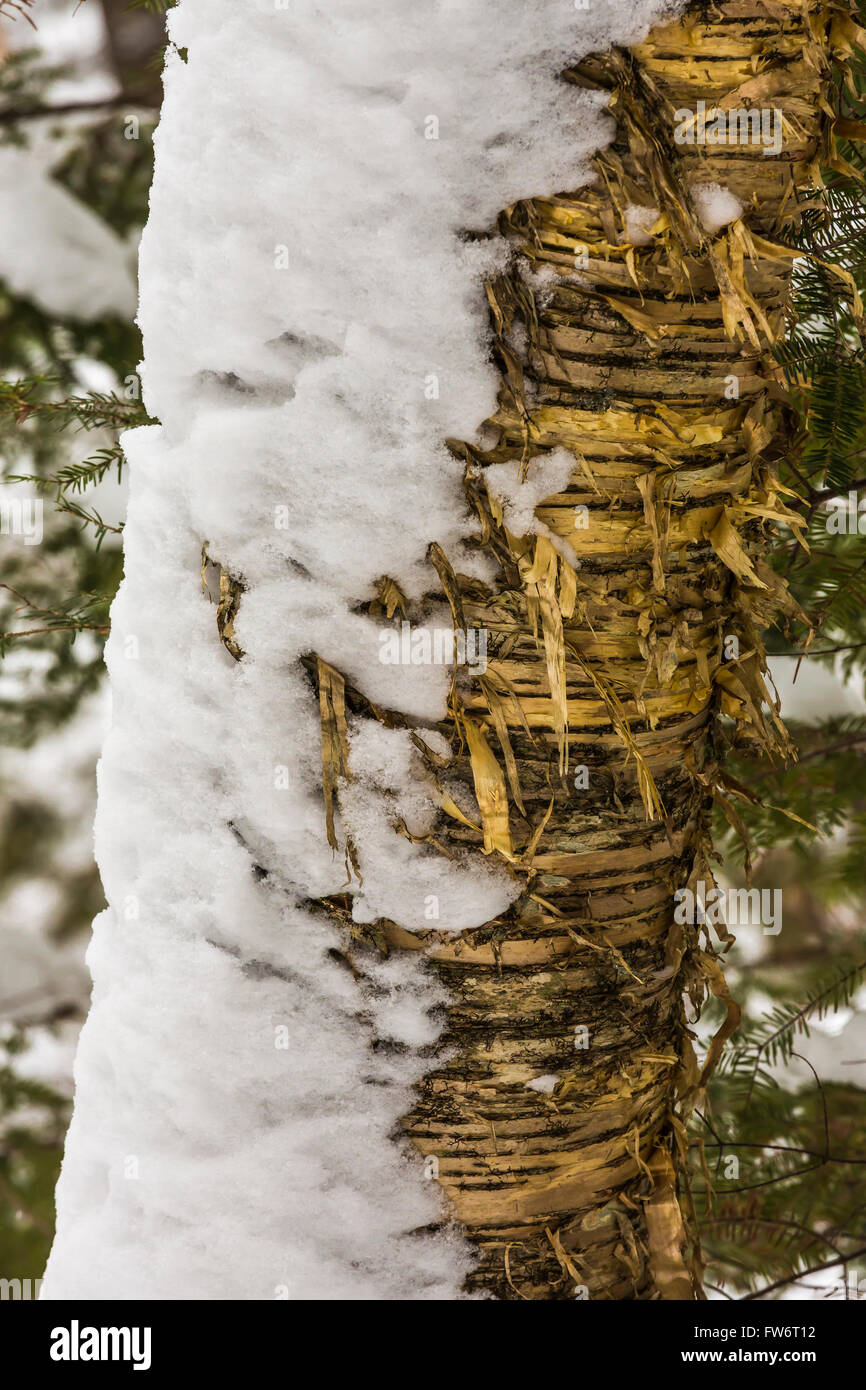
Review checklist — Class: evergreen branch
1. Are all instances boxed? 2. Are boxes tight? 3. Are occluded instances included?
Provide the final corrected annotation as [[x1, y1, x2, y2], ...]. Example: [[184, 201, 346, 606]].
[[724, 962, 866, 1100], [8, 445, 126, 497], [0, 624, 110, 642], [777, 641, 866, 657], [51, 498, 123, 546], [0, 586, 113, 651], [699, 1216, 843, 1257], [740, 1245, 866, 1300], [0, 379, 150, 431], [696, 1110, 866, 1170]]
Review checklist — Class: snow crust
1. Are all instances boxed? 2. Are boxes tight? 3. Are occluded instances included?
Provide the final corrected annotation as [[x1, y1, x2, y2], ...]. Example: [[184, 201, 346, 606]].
[[44, 0, 681, 1300]]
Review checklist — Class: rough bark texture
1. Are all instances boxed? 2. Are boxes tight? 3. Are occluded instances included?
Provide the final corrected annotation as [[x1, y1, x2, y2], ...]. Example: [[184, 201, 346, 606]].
[[247, 0, 866, 1301], [372, 0, 849, 1300]]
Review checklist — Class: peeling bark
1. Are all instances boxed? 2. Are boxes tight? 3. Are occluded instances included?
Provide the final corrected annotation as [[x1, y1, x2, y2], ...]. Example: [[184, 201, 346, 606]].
[[380, 0, 852, 1300]]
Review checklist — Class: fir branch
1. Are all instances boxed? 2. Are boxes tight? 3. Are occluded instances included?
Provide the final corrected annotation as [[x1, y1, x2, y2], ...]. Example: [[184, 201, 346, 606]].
[[741, 1244, 866, 1300], [0, 585, 112, 653], [8, 444, 126, 497], [716, 961, 866, 1100], [51, 498, 123, 547], [0, 379, 149, 432]]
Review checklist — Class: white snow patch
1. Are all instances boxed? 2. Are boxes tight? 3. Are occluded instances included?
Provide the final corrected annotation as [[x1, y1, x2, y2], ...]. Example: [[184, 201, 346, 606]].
[[483, 450, 574, 538], [622, 204, 660, 245], [690, 182, 744, 236], [483, 449, 580, 564], [44, 0, 683, 1300], [526, 1074, 559, 1094], [341, 721, 517, 932]]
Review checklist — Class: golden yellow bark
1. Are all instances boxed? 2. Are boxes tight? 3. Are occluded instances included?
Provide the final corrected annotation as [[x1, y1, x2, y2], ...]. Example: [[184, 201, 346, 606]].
[[371, 0, 858, 1300]]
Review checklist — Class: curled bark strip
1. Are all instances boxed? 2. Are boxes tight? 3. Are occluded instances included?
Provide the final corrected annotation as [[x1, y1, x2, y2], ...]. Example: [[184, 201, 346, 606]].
[[317, 658, 351, 856], [645, 1147, 695, 1300]]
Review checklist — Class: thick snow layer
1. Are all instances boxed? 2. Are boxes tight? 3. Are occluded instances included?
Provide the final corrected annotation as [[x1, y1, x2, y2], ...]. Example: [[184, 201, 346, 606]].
[[44, 0, 680, 1300]]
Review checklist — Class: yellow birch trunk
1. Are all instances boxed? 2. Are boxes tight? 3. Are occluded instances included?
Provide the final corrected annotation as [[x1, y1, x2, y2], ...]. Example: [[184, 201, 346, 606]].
[[291, 0, 862, 1300], [388, 0, 851, 1300]]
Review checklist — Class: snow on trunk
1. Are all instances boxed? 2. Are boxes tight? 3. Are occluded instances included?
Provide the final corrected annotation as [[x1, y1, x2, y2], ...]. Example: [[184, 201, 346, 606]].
[[43, 0, 680, 1300]]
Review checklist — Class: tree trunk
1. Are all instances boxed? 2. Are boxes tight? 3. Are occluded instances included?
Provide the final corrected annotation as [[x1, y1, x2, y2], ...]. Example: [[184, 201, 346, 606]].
[[327, 0, 846, 1299], [41, 0, 856, 1305]]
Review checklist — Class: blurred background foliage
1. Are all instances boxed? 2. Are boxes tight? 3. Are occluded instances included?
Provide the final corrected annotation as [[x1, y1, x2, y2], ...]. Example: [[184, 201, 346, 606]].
[[1, 0, 866, 1301], [691, 3, 866, 1298], [0, 0, 164, 1289]]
